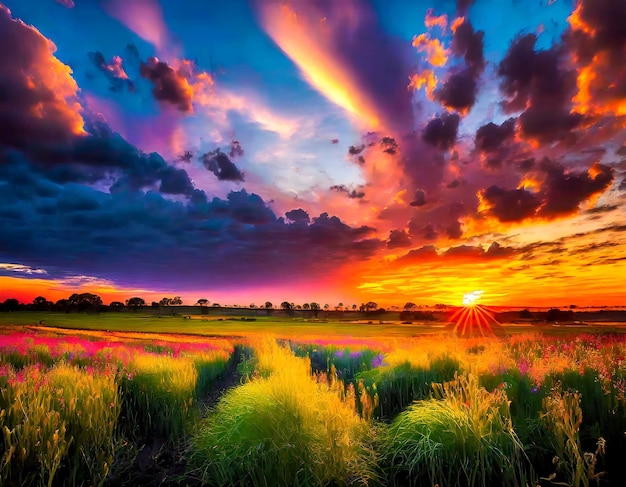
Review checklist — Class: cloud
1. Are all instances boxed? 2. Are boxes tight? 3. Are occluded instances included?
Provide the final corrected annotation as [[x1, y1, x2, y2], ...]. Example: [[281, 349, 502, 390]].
[[498, 33, 582, 143], [200, 149, 245, 182], [330, 184, 365, 199], [567, 0, 626, 118], [422, 113, 460, 150], [285, 208, 310, 223], [475, 118, 516, 153], [410, 189, 427, 207], [478, 159, 614, 223], [435, 19, 485, 112], [104, 0, 170, 56], [140, 57, 194, 112], [387, 229, 412, 248], [0, 263, 48, 275], [89, 51, 134, 92], [0, 4, 85, 152], [256, 0, 414, 134]]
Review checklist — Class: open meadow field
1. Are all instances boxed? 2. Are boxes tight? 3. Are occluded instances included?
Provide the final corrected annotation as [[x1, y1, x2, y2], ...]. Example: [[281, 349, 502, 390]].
[[2, 312, 626, 486]]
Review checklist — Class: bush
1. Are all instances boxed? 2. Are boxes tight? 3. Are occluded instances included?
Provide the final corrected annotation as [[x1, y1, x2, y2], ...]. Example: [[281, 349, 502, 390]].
[[381, 373, 531, 487]]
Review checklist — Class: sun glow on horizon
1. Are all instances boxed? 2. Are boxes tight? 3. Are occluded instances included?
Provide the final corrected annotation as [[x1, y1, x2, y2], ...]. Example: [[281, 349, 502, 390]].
[[462, 290, 484, 307]]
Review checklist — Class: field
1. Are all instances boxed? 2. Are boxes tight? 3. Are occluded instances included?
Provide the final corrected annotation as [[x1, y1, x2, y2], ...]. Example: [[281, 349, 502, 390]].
[[2, 311, 626, 486]]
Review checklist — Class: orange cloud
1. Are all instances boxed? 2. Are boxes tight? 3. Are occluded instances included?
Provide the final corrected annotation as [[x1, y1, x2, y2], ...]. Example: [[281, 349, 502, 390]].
[[424, 9, 448, 32], [412, 33, 448, 67]]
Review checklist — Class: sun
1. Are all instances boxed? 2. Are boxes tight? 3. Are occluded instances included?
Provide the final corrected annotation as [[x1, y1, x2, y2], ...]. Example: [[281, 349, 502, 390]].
[[462, 290, 484, 307]]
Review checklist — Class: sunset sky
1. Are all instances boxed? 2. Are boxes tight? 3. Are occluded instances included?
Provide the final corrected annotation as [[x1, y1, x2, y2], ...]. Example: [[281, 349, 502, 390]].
[[1, 0, 625, 308]]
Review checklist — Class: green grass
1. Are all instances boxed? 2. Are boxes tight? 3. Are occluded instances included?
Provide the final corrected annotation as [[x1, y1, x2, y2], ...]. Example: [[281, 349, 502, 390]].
[[5, 311, 626, 338]]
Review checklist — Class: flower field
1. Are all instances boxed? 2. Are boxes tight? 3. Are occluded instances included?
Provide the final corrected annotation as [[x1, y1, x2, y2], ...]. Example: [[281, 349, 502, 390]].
[[2, 325, 626, 486]]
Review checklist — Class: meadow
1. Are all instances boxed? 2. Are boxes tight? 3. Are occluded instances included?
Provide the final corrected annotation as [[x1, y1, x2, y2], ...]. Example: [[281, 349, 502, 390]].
[[2, 312, 626, 486]]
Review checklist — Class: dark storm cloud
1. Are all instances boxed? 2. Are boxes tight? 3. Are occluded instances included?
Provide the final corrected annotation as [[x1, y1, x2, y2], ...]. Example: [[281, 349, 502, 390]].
[[379, 136, 398, 155], [348, 144, 365, 155], [200, 149, 245, 182], [387, 229, 412, 249], [330, 184, 365, 199], [422, 113, 460, 150], [0, 163, 384, 288], [498, 34, 581, 143], [446, 220, 463, 239], [88, 51, 134, 92], [139, 57, 192, 112], [479, 159, 614, 222], [475, 119, 516, 153], [410, 189, 426, 207], [479, 186, 542, 222], [435, 20, 485, 112], [285, 208, 310, 223], [395, 241, 516, 265]]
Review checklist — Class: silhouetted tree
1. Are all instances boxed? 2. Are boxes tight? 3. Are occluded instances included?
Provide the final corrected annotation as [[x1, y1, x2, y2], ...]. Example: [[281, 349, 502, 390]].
[[127, 297, 145, 309], [32, 296, 52, 311], [2, 298, 19, 312], [109, 301, 125, 311], [151, 301, 159, 308], [159, 297, 172, 307], [212, 303, 220, 307], [170, 296, 183, 306], [364, 301, 378, 313], [281, 301, 294, 316], [310, 302, 320, 318], [68, 293, 102, 312], [55, 299, 70, 312], [404, 302, 417, 311], [265, 301, 273, 315], [196, 298, 209, 306], [520, 309, 533, 319]]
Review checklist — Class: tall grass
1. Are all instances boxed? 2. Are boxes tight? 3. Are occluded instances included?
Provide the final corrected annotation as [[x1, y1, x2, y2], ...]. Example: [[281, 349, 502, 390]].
[[381, 372, 531, 487], [0, 363, 120, 487], [191, 338, 376, 486]]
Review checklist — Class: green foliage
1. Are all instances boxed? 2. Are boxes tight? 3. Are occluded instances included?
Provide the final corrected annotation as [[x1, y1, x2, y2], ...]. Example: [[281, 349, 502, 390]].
[[381, 373, 531, 487], [191, 340, 376, 486], [356, 355, 460, 420]]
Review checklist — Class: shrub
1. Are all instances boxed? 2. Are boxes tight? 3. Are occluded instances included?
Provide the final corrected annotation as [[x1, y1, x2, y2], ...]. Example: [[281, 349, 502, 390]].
[[381, 372, 531, 487]]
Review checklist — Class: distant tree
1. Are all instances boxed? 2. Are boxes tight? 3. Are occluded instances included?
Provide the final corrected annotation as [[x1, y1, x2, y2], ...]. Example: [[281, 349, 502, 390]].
[[520, 309, 533, 319], [68, 293, 102, 312], [281, 301, 294, 316], [127, 297, 145, 308], [265, 301, 273, 315], [159, 297, 172, 307], [323, 304, 329, 310], [352, 304, 357, 310], [212, 303, 220, 307], [170, 296, 183, 306], [336, 302, 344, 311], [32, 296, 52, 311], [249, 303, 256, 308], [151, 301, 159, 308], [109, 301, 125, 311], [310, 302, 320, 318], [2, 298, 19, 312], [302, 303, 310, 310], [296, 304, 302, 309], [196, 298, 209, 306], [404, 302, 417, 311], [364, 301, 378, 313], [55, 299, 70, 312]]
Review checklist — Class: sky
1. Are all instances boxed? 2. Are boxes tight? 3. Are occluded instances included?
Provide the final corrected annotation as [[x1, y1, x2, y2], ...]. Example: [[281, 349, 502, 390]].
[[0, 0, 625, 308]]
